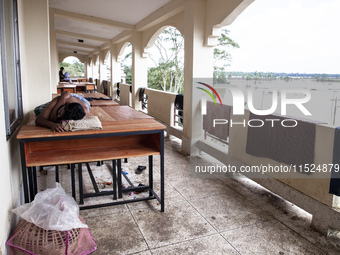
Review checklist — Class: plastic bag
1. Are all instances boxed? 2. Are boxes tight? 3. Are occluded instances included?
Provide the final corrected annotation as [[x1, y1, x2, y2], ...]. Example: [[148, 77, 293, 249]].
[[12, 183, 88, 231]]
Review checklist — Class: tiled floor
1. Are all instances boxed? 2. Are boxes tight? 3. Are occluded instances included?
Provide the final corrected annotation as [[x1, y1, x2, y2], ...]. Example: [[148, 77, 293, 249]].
[[38, 137, 340, 255]]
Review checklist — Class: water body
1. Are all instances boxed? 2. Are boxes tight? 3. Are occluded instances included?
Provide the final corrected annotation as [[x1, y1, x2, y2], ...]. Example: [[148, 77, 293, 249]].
[[215, 78, 340, 126]]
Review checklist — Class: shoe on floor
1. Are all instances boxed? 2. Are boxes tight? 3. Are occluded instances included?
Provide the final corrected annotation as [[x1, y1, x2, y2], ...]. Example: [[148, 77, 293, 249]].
[[135, 165, 146, 174]]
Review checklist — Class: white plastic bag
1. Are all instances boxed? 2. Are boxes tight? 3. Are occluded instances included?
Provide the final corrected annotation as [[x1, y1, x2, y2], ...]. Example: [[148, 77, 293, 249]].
[[12, 183, 88, 231]]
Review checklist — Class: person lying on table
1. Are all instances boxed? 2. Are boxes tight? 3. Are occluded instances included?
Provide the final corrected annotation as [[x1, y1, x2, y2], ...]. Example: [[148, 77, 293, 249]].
[[34, 91, 91, 132]]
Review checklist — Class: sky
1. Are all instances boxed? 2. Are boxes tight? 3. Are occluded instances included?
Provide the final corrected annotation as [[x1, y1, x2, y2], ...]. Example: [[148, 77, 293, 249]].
[[63, 56, 79, 64], [226, 0, 340, 74]]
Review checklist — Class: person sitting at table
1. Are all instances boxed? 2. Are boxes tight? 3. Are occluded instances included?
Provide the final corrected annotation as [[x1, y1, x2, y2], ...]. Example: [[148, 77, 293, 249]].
[[35, 91, 91, 132], [59, 67, 65, 81]]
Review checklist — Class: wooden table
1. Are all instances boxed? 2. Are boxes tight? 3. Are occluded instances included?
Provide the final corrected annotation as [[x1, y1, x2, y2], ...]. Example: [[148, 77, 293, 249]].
[[81, 92, 119, 107], [57, 84, 77, 93], [73, 82, 96, 93], [57, 82, 96, 93], [17, 106, 165, 211], [67, 78, 87, 82]]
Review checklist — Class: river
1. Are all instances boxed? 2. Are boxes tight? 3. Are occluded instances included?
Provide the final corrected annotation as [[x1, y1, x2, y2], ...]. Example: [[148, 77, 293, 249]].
[[215, 78, 340, 126]]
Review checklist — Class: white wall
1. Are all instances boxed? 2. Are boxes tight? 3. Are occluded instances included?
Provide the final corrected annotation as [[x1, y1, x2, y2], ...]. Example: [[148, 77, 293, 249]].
[[145, 88, 177, 126], [49, 8, 59, 94], [23, 0, 51, 108], [119, 83, 132, 106], [0, 0, 51, 252], [0, 34, 12, 254]]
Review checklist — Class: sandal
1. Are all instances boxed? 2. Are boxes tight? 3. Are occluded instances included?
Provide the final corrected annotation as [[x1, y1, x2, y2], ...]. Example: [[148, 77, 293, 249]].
[[135, 165, 146, 174]]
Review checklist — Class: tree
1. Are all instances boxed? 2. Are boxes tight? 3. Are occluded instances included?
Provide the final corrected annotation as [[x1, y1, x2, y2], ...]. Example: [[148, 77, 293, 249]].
[[121, 43, 132, 84], [213, 28, 239, 84], [147, 26, 184, 93], [147, 27, 239, 88], [122, 27, 238, 91], [60, 59, 84, 77], [124, 65, 132, 84]]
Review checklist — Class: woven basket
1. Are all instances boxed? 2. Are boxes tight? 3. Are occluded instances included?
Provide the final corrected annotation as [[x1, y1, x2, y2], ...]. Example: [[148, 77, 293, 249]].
[[7, 220, 81, 255]]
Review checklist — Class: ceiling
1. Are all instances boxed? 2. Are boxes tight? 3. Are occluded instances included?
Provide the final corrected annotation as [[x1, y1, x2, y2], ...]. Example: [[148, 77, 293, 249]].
[[49, 0, 173, 56]]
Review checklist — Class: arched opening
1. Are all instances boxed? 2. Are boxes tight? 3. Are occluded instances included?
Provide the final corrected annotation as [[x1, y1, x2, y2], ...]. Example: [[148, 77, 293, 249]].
[[59, 56, 84, 78], [119, 42, 132, 84], [104, 51, 111, 81], [144, 26, 184, 129], [146, 26, 184, 94]]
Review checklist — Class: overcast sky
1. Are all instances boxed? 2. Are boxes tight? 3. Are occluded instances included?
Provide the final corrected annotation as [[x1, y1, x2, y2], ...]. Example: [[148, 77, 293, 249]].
[[226, 0, 340, 74]]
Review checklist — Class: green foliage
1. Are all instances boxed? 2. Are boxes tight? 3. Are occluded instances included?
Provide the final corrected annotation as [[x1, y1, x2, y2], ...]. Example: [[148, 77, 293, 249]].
[[213, 28, 239, 84], [281, 75, 292, 82], [147, 66, 164, 90], [60, 59, 84, 77], [121, 27, 238, 91], [213, 67, 228, 84], [147, 26, 184, 93], [124, 65, 132, 85], [121, 43, 132, 84]]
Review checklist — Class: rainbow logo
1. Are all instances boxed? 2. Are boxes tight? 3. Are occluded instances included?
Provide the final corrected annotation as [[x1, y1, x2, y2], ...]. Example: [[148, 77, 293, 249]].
[[196, 82, 222, 105]]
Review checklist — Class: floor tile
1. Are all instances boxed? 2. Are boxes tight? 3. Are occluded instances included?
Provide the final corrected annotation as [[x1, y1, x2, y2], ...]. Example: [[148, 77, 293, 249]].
[[85, 212, 148, 255], [125, 179, 186, 211], [151, 234, 238, 254], [219, 176, 340, 254], [222, 220, 328, 255], [80, 203, 128, 218], [34, 137, 340, 255], [169, 175, 238, 201], [189, 192, 273, 232], [130, 201, 217, 249]]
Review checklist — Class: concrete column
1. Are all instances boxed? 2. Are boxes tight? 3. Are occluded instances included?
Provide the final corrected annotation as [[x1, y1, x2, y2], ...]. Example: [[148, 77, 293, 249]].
[[87, 57, 92, 79], [49, 8, 58, 93], [182, 0, 214, 155], [22, 0, 52, 109], [98, 51, 106, 93], [92, 55, 99, 80], [84, 60, 88, 78], [110, 43, 122, 98], [131, 32, 148, 110]]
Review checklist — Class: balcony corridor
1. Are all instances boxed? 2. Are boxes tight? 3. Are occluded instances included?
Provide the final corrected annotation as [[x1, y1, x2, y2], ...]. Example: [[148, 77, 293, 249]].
[[37, 137, 340, 255]]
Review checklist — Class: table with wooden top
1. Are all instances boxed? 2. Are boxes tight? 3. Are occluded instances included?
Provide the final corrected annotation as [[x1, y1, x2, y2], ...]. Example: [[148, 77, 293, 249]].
[[81, 92, 119, 107], [73, 82, 96, 93], [17, 106, 165, 211], [69, 78, 88, 82], [57, 84, 77, 93], [57, 82, 96, 93]]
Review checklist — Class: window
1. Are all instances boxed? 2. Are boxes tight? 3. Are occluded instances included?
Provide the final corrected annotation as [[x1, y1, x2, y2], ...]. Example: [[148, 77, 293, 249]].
[[0, 0, 23, 139]]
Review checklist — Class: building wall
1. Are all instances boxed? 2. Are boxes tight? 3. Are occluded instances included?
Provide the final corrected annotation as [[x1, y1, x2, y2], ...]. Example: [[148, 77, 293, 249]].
[[22, 0, 51, 108], [0, 0, 51, 252], [49, 8, 59, 93], [0, 34, 13, 254]]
